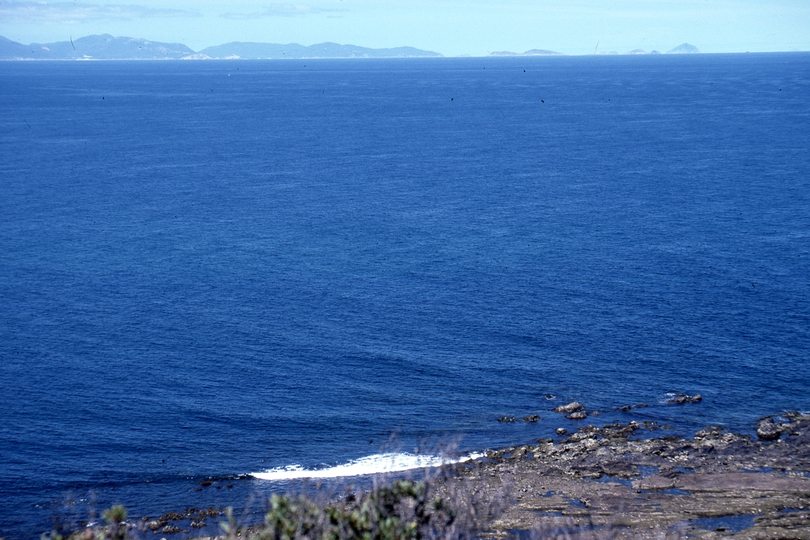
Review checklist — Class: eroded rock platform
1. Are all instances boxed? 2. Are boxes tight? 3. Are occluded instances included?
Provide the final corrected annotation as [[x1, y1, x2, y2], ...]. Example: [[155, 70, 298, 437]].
[[446, 414, 810, 538]]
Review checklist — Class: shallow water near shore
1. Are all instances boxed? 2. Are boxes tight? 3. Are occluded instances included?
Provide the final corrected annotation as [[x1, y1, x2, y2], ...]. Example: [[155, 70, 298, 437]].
[[1, 53, 809, 538]]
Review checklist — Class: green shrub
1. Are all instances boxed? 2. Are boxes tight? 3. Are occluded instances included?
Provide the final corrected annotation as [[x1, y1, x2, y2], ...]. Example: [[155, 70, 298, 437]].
[[102, 506, 127, 525], [251, 480, 457, 540]]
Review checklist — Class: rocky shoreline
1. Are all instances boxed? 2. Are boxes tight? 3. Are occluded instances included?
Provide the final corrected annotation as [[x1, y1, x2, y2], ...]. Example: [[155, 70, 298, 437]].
[[444, 410, 810, 538], [62, 411, 810, 540]]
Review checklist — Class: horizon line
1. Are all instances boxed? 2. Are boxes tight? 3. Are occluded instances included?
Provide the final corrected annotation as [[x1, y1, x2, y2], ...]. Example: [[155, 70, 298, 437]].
[[2, 34, 808, 58]]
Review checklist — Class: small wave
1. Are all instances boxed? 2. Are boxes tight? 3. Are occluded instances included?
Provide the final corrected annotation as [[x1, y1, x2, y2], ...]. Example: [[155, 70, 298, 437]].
[[251, 452, 483, 481]]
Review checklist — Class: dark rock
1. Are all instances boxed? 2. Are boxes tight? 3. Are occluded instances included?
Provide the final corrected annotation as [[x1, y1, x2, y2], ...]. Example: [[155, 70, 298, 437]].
[[498, 416, 516, 423], [619, 403, 649, 411], [161, 525, 182, 534], [159, 512, 183, 521], [556, 428, 567, 435], [200, 507, 220, 518], [666, 393, 702, 404], [757, 418, 783, 441], [566, 431, 597, 442], [524, 414, 540, 422], [694, 426, 725, 440], [554, 402, 585, 414], [544, 394, 555, 399], [600, 461, 638, 478], [601, 422, 639, 440], [190, 521, 206, 529], [199, 480, 213, 487], [577, 466, 603, 479], [566, 411, 588, 420], [511, 446, 529, 459]]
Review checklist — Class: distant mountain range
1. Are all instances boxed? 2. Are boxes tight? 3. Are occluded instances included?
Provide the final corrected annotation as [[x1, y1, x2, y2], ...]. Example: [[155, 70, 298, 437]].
[[0, 34, 443, 60], [0, 34, 704, 60]]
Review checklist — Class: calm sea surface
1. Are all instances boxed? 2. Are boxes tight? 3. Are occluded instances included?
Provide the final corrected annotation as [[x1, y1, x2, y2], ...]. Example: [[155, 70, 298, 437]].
[[1, 54, 809, 537]]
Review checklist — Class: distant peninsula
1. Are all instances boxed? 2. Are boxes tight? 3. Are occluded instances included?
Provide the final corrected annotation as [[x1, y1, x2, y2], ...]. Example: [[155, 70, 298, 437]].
[[0, 34, 443, 60]]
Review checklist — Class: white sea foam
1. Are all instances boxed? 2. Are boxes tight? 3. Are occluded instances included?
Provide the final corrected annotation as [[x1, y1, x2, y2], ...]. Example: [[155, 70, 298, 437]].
[[251, 452, 483, 481]]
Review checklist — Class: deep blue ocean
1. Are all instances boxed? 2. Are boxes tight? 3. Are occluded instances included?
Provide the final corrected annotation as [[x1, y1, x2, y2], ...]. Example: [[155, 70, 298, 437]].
[[1, 53, 809, 538]]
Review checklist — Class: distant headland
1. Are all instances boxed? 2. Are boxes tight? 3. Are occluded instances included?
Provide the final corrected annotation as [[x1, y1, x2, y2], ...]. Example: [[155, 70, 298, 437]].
[[0, 34, 443, 60], [0, 35, 707, 60]]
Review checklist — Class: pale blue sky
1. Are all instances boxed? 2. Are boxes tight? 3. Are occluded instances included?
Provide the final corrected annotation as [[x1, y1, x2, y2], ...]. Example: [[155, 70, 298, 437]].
[[1, 0, 808, 56]]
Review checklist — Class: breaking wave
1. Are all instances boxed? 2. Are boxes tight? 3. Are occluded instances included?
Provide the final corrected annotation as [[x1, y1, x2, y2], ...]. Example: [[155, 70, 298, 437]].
[[251, 452, 483, 481]]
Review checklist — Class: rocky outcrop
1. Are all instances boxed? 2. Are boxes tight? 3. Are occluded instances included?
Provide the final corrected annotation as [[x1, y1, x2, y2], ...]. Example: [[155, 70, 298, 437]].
[[757, 417, 783, 440], [554, 402, 585, 414], [666, 393, 702, 404], [445, 414, 810, 538], [618, 403, 649, 411], [756, 412, 807, 441], [143, 507, 221, 534]]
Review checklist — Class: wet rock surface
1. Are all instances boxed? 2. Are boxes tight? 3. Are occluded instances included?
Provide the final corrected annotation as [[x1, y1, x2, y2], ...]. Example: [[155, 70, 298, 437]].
[[565, 411, 588, 420], [141, 507, 222, 536], [618, 403, 649, 411], [446, 414, 810, 539], [757, 419, 783, 441], [667, 393, 703, 404], [554, 402, 586, 414]]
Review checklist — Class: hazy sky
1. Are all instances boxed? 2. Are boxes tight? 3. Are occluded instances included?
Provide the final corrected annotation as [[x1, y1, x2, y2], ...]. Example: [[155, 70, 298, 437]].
[[1, 0, 808, 56]]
